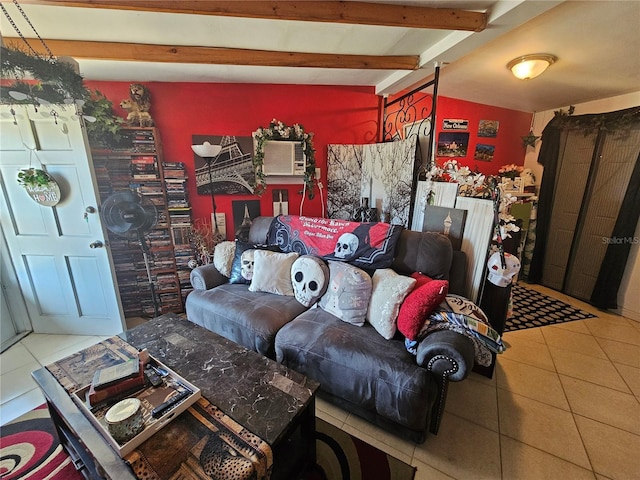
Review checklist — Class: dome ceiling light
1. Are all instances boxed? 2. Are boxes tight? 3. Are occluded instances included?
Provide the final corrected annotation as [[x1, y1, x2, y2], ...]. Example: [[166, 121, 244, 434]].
[[507, 53, 558, 80]]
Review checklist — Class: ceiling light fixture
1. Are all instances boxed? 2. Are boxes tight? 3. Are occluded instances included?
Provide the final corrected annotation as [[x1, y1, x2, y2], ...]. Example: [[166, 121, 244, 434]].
[[507, 53, 557, 80]]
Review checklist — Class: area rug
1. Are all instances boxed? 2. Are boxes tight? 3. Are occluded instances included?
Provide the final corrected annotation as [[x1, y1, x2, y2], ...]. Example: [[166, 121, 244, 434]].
[[303, 418, 416, 480], [505, 283, 596, 332], [1, 406, 415, 480], [0, 404, 83, 480]]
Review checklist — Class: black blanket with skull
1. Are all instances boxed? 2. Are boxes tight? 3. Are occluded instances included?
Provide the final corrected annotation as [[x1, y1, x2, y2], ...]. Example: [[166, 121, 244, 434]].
[[267, 215, 402, 270]]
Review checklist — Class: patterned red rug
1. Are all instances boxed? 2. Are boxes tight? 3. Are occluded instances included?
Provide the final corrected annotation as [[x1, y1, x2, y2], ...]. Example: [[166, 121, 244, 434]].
[[304, 419, 416, 480], [0, 405, 82, 480], [1, 405, 415, 480]]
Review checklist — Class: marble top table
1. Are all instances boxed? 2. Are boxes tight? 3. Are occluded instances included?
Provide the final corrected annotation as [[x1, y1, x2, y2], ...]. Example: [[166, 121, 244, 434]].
[[33, 313, 319, 480], [120, 313, 319, 447]]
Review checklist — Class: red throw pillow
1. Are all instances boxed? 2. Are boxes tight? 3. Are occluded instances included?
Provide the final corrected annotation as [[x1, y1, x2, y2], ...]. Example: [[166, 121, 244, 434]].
[[397, 273, 449, 341]]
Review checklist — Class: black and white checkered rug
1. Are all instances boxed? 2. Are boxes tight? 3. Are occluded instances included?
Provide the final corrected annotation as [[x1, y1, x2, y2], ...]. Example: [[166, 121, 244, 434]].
[[504, 283, 597, 332]]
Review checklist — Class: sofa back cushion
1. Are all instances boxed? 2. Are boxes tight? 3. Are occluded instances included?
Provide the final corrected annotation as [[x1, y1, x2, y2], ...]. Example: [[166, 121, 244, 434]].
[[391, 229, 453, 280]]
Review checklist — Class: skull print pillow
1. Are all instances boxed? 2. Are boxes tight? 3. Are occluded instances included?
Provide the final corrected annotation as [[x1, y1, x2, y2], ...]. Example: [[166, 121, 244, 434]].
[[228, 241, 280, 284], [290, 255, 330, 307]]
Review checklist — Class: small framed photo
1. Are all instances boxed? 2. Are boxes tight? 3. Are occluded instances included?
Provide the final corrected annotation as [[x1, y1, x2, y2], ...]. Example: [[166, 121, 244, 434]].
[[478, 120, 499, 138], [474, 143, 495, 162], [502, 177, 524, 194]]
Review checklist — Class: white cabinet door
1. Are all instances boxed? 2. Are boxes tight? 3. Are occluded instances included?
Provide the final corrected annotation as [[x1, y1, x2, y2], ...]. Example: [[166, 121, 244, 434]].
[[0, 105, 125, 335]]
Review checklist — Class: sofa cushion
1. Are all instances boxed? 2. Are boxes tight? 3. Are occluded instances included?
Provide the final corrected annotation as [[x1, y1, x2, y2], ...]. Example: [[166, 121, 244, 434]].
[[291, 255, 330, 307], [366, 269, 416, 340], [185, 284, 308, 359], [319, 261, 372, 326], [397, 273, 449, 341], [391, 230, 453, 280], [275, 308, 437, 433], [249, 251, 299, 296]]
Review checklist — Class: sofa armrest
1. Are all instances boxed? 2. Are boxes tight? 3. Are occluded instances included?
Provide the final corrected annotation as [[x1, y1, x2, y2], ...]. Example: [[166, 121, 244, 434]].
[[415, 330, 475, 382], [189, 264, 228, 291], [416, 329, 475, 435]]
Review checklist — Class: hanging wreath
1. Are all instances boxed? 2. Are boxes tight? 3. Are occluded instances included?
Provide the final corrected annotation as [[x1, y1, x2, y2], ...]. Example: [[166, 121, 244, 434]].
[[253, 119, 317, 199], [17, 167, 61, 206]]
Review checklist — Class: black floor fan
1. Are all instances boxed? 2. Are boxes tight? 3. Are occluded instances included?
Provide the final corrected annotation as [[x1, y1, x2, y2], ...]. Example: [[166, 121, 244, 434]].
[[101, 190, 160, 317]]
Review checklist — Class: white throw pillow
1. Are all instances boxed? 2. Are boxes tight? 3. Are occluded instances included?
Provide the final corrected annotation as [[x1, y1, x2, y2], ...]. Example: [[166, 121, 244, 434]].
[[249, 250, 299, 296], [213, 241, 235, 277], [366, 269, 416, 339]]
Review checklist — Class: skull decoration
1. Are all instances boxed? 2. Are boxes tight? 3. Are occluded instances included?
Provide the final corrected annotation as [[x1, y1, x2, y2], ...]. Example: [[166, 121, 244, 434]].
[[487, 252, 521, 287], [291, 255, 329, 307], [240, 249, 255, 281], [334, 233, 359, 259]]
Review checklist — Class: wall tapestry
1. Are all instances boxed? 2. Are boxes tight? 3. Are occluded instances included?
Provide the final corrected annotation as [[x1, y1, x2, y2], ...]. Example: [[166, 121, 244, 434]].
[[327, 137, 417, 227], [192, 135, 255, 195]]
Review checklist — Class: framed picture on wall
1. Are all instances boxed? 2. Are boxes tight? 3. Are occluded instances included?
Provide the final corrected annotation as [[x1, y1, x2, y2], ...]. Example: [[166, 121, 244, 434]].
[[478, 120, 499, 137], [192, 135, 255, 195], [474, 143, 495, 162], [436, 132, 469, 157], [272, 189, 289, 215], [232, 200, 261, 242]]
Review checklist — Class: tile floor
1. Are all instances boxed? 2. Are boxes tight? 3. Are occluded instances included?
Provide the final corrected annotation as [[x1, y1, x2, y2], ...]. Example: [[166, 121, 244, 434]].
[[2, 283, 639, 479]]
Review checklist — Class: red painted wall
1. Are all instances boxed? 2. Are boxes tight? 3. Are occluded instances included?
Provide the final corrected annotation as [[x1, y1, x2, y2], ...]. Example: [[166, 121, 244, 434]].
[[85, 81, 530, 236], [433, 96, 532, 176]]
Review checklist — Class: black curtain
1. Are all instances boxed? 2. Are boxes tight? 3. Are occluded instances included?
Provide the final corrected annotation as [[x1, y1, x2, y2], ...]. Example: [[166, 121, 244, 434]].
[[529, 106, 640, 309], [527, 121, 562, 283], [590, 151, 640, 308]]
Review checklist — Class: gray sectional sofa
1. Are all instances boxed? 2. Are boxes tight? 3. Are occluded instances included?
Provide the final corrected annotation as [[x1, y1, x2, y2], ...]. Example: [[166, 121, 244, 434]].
[[186, 216, 475, 443]]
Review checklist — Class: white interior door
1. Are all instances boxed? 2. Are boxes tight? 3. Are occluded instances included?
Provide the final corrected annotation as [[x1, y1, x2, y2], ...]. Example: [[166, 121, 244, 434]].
[[0, 104, 125, 335], [1, 224, 32, 351]]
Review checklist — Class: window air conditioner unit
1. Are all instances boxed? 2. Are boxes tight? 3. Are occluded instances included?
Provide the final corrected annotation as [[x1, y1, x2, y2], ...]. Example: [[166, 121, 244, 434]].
[[260, 140, 306, 176]]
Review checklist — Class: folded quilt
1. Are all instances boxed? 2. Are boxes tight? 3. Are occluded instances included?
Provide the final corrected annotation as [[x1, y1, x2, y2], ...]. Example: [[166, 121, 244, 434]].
[[405, 294, 506, 367]]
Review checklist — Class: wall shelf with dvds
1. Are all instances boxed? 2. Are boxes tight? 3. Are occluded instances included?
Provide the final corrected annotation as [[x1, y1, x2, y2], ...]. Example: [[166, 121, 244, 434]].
[[92, 127, 188, 317]]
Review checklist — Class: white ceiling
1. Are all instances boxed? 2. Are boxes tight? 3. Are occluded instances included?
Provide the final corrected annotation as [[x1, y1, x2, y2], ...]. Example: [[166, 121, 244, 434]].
[[1, 0, 639, 112]]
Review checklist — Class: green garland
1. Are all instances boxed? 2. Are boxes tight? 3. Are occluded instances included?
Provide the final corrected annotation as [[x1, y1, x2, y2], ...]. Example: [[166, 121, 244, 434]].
[[552, 106, 640, 134], [253, 119, 317, 199], [0, 46, 123, 147], [0, 46, 87, 103]]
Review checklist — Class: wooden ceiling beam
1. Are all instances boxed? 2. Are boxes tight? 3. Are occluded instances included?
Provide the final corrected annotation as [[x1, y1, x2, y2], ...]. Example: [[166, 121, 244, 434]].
[[19, 1, 487, 31], [2, 37, 419, 70]]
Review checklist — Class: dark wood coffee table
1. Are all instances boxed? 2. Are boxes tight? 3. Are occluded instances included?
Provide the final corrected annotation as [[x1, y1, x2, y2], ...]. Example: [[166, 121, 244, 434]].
[[32, 314, 319, 480]]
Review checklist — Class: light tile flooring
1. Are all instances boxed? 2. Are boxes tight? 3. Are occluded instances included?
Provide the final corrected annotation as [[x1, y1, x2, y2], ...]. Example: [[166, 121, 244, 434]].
[[2, 284, 639, 479]]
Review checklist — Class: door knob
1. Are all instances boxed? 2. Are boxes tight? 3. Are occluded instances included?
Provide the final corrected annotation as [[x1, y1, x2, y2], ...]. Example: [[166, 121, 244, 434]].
[[89, 240, 104, 249]]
